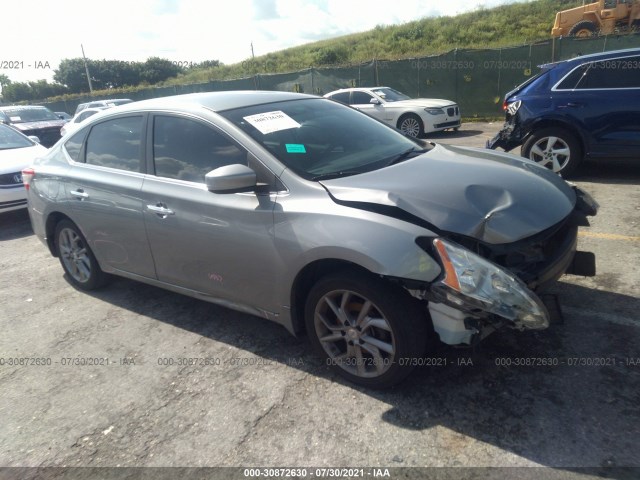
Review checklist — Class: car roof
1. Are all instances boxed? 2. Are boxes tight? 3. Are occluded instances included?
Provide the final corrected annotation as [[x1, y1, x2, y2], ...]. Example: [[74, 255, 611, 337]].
[[328, 87, 388, 93], [539, 47, 640, 70], [109, 91, 318, 114]]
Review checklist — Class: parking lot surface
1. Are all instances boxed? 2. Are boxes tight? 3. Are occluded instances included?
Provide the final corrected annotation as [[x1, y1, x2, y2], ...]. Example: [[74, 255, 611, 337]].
[[1, 122, 638, 477]]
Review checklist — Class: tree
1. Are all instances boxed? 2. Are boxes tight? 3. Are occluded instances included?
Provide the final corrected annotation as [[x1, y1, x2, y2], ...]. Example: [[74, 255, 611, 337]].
[[54, 58, 92, 93], [140, 57, 183, 84], [0, 74, 11, 90], [1, 82, 33, 102]]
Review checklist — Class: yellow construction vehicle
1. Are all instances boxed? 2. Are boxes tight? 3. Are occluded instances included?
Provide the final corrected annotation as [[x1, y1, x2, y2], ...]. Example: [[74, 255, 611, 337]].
[[552, 0, 640, 37]]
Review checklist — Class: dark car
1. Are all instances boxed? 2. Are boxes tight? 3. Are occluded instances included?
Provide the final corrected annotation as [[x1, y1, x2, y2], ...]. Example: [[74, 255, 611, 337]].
[[487, 48, 640, 176], [0, 106, 67, 147], [55, 111, 72, 121]]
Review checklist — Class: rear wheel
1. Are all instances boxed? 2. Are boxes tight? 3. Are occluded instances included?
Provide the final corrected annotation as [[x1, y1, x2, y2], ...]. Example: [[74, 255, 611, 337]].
[[522, 127, 583, 177], [55, 219, 109, 290], [305, 270, 428, 388], [397, 114, 423, 138]]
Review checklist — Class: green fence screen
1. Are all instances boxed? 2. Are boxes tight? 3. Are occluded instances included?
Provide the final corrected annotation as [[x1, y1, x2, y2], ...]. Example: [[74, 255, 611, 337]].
[[45, 33, 640, 118]]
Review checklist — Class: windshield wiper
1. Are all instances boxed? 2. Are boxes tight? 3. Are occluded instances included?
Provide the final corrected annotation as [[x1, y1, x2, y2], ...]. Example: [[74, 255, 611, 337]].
[[311, 171, 362, 181], [385, 147, 427, 166]]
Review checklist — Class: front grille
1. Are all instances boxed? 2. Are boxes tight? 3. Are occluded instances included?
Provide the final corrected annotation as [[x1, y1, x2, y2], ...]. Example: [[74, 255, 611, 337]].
[[434, 120, 461, 129], [0, 171, 22, 187]]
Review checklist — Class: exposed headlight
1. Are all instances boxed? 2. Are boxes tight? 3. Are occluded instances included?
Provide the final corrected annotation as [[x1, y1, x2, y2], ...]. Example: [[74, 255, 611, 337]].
[[424, 107, 444, 115], [431, 238, 549, 329]]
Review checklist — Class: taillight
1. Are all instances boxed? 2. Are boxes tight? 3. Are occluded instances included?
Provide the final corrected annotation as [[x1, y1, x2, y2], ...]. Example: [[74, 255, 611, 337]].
[[22, 168, 34, 190], [502, 100, 508, 111]]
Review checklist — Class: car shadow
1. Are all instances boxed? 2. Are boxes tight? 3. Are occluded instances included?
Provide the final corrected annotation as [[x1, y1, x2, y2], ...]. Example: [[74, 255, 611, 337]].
[[571, 159, 640, 186], [0, 209, 34, 241], [425, 129, 484, 140], [79, 276, 640, 473]]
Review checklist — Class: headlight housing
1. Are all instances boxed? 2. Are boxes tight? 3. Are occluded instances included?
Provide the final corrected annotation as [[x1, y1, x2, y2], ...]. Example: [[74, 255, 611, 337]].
[[506, 100, 521, 116], [424, 107, 444, 115], [431, 238, 549, 329]]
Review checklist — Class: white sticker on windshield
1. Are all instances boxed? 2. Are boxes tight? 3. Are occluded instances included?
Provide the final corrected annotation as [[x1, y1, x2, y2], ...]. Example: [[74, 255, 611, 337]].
[[9, 116, 21, 122], [243, 111, 300, 134]]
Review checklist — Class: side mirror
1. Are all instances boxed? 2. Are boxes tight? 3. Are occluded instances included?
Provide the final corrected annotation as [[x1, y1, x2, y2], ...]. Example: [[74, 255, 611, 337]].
[[28, 136, 41, 144], [205, 164, 257, 193], [369, 98, 381, 105]]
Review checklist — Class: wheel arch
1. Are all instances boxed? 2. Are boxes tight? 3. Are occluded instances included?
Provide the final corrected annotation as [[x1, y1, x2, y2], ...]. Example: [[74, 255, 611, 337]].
[[44, 211, 74, 257], [289, 259, 377, 336], [523, 119, 587, 156], [396, 112, 424, 136]]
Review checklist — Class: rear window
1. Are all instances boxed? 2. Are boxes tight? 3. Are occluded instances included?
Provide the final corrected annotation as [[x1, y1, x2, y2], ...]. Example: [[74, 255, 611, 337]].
[[556, 56, 640, 90]]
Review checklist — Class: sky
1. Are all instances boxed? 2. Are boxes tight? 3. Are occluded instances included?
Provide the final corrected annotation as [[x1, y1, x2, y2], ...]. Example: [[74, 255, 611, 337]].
[[1, 0, 527, 85]]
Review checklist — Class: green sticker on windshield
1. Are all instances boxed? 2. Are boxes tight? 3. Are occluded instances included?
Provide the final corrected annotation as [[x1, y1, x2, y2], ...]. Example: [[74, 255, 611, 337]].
[[286, 143, 306, 153]]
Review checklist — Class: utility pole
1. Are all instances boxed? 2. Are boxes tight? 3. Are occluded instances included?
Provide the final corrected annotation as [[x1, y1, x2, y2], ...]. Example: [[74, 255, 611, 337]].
[[81, 44, 93, 93], [251, 42, 255, 59]]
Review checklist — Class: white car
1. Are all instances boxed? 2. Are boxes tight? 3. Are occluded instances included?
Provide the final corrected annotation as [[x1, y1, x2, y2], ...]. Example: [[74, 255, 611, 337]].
[[324, 87, 461, 138], [0, 124, 47, 213], [60, 107, 109, 137]]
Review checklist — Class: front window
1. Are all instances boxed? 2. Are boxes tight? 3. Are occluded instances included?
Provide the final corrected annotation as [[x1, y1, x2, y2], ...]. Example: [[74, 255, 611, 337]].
[[1, 107, 59, 123], [220, 98, 424, 181], [371, 87, 411, 102], [153, 115, 247, 183], [0, 124, 35, 150]]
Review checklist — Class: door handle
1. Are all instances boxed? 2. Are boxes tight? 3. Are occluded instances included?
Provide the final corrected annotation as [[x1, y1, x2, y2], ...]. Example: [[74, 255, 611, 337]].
[[70, 189, 89, 199], [147, 203, 175, 216]]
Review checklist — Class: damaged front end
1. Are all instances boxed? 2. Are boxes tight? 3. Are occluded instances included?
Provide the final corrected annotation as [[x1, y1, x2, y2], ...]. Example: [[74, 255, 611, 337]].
[[486, 100, 524, 152], [412, 186, 598, 346]]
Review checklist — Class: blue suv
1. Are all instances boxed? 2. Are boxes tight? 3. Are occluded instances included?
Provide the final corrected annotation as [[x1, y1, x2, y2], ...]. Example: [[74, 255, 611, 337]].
[[487, 48, 640, 176]]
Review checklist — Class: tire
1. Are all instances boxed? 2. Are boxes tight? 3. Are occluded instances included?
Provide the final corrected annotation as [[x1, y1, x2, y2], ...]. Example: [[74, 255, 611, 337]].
[[397, 114, 423, 138], [522, 127, 583, 177], [305, 270, 429, 388], [54, 219, 109, 290], [568, 21, 597, 37]]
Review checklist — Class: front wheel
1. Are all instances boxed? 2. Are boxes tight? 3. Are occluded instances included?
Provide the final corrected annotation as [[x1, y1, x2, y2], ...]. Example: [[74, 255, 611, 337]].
[[55, 219, 109, 290], [522, 127, 583, 177], [397, 114, 423, 138], [305, 270, 428, 388]]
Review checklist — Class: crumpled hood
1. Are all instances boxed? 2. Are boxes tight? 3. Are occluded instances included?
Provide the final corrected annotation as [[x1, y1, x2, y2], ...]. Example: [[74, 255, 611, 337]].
[[387, 99, 456, 109], [320, 144, 577, 245]]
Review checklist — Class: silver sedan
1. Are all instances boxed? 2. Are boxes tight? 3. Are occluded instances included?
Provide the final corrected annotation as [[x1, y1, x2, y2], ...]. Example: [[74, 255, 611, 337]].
[[24, 91, 598, 388]]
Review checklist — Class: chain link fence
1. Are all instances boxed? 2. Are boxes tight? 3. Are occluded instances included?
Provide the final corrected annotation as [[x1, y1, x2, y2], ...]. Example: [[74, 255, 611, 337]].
[[45, 33, 640, 118]]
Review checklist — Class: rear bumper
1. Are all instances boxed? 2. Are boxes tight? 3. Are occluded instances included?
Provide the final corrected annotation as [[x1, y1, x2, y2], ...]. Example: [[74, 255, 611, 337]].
[[486, 121, 523, 152]]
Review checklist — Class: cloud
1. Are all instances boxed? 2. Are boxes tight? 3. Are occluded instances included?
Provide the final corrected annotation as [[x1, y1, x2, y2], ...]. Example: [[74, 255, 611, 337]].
[[0, 0, 529, 85], [252, 0, 280, 20]]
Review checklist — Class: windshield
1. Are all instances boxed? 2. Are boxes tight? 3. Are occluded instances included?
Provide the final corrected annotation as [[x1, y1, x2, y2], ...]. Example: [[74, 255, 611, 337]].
[[1, 107, 59, 123], [371, 87, 411, 102], [0, 124, 34, 150], [220, 98, 424, 180]]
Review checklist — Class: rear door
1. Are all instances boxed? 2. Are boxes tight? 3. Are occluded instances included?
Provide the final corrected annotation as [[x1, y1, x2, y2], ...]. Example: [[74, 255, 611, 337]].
[[555, 54, 640, 157], [64, 114, 157, 278], [140, 113, 281, 314]]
